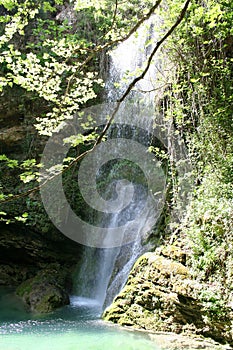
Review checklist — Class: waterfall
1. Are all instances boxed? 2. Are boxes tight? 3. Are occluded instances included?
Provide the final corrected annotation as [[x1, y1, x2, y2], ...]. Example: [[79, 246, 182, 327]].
[[74, 15, 163, 309], [106, 14, 161, 102], [75, 182, 155, 308]]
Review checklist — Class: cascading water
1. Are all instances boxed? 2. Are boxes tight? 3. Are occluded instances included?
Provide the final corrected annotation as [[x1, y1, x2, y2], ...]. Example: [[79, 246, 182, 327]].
[[107, 15, 160, 102], [76, 182, 155, 307], [75, 16, 163, 309]]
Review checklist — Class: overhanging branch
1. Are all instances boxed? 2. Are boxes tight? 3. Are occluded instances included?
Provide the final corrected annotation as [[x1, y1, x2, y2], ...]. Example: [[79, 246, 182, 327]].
[[95, 0, 191, 144], [0, 0, 191, 205]]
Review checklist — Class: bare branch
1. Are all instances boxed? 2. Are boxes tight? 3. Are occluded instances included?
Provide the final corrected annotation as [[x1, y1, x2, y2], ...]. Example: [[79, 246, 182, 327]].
[[65, 0, 163, 94], [0, 149, 91, 204], [100, 0, 163, 50], [119, 0, 191, 103], [70, 0, 162, 57], [136, 83, 171, 93]]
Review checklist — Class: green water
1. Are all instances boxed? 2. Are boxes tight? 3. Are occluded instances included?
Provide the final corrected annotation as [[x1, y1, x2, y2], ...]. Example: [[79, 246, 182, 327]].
[[0, 288, 161, 350]]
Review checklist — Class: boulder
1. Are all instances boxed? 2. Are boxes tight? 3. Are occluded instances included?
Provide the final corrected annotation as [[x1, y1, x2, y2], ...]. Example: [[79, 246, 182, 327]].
[[16, 264, 70, 313], [103, 245, 233, 346]]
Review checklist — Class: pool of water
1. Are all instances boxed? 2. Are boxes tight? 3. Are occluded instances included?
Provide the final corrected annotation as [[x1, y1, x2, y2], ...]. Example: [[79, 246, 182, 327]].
[[0, 288, 161, 350]]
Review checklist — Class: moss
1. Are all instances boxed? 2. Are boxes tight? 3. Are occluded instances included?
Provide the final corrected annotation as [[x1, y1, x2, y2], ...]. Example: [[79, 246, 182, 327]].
[[161, 245, 187, 264], [16, 264, 70, 313], [16, 278, 34, 297], [148, 255, 188, 277], [103, 248, 233, 345], [32, 287, 68, 313], [131, 254, 149, 271]]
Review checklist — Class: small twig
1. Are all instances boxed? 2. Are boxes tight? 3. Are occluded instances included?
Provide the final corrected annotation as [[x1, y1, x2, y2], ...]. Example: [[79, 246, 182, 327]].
[[136, 82, 171, 93], [63, 0, 163, 96]]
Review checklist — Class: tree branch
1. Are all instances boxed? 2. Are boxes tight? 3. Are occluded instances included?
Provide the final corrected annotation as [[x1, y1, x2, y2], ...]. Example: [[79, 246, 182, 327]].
[[0, 0, 191, 205], [95, 0, 191, 144], [65, 0, 163, 94]]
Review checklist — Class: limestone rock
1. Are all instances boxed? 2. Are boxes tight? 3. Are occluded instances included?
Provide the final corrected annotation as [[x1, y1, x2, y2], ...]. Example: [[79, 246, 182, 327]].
[[103, 246, 233, 346], [0, 223, 81, 286], [0, 264, 35, 286]]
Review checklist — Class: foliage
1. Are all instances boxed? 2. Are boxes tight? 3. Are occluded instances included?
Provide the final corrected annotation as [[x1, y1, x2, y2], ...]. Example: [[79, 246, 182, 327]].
[[1, 0, 232, 292], [0, 0, 158, 136], [0, 0, 167, 225], [159, 0, 233, 283]]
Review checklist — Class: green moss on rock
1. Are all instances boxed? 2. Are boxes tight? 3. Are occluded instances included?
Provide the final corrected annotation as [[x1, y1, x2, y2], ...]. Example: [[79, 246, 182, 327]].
[[16, 264, 70, 313], [103, 246, 233, 346]]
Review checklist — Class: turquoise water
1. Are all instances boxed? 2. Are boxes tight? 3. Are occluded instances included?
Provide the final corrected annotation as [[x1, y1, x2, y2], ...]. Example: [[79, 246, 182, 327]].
[[0, 289, 161, 350]]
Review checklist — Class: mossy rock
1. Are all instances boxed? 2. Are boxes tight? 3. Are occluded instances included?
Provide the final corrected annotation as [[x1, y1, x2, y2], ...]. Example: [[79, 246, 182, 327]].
[[147, 254, 188, 277], [132, 254, 149, 270], [161, 245, 187, 264], [16, 264, 70, 313], [27, 284, 69, 313], [16, 278, 34, 298], [103, 249, 233, 346]]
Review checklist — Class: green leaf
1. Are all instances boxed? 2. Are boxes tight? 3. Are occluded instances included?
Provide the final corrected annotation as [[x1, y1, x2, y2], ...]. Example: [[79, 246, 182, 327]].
[[0, 0, 17, 10]]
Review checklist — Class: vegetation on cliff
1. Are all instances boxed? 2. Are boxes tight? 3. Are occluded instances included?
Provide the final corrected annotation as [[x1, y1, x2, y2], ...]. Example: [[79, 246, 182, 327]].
[[104, 0, 233, 344], [0, 0, 232, 340], [161, 0, 233, 277]]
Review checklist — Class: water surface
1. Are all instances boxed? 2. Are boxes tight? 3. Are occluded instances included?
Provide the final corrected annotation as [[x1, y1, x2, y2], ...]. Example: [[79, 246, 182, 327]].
[[0, 289, 161, 350]]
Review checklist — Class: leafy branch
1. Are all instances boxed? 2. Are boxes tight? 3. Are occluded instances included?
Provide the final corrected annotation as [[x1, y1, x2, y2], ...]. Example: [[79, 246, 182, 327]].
[[0, 0, 191, 205]]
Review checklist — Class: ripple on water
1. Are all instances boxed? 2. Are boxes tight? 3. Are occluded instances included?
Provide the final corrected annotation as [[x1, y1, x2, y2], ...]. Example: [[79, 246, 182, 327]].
[[0, 289, 161, 350]]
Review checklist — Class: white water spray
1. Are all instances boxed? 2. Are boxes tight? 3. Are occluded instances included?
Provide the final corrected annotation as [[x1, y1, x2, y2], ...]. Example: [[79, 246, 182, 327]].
[[75, 16, 162, 309]]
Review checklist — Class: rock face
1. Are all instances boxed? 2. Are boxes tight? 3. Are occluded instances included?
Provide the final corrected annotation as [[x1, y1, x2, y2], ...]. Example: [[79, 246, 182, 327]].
[[16, 264, 70, 313], [0, 223, 81, 283], [103, 245, 233, 346], [0, 223, 81, 312], [0, 1, 108, 315]]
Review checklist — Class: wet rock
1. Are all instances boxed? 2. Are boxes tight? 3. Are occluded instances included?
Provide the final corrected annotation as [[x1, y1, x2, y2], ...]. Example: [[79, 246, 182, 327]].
[[103, 246, 233, 346], [0, 264, 35, 285], [16, 264, 70, 313], [0, 223, 81, 287]]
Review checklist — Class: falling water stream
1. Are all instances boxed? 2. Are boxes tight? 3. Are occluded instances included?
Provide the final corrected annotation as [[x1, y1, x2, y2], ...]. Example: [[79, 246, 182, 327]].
[[75, 14, 162, 309], [0, 16, 164, 350], [75, 183, 153, 308]]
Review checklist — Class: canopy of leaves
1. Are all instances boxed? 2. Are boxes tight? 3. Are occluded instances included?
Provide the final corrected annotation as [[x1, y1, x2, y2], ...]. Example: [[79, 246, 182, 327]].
[[0, 0, 164, 225]]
